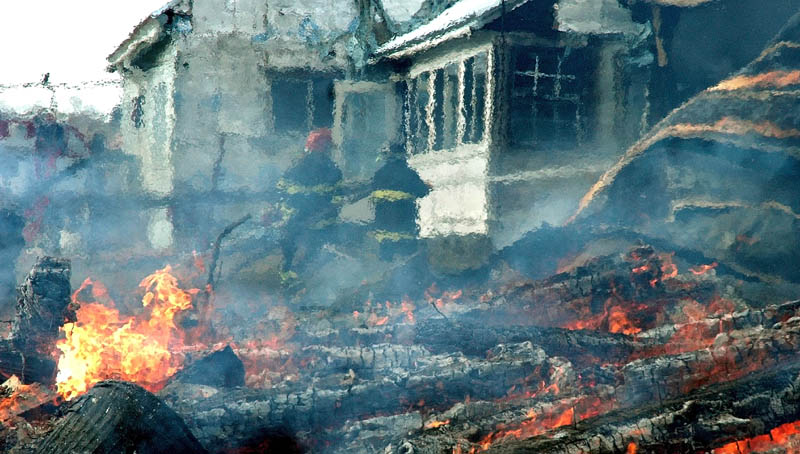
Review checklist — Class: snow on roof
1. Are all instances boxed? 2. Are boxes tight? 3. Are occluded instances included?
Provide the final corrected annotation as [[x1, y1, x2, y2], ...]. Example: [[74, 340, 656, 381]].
[[375, 0, 528, 59]]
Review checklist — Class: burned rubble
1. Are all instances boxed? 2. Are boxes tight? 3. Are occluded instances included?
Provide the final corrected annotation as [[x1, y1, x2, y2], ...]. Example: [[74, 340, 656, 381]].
[[2, 0, 800, 453]]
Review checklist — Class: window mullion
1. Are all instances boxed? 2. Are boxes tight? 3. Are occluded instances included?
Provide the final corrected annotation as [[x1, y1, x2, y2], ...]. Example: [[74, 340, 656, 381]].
[[425, 71, 437, 153], [456, 60, 467, 147]]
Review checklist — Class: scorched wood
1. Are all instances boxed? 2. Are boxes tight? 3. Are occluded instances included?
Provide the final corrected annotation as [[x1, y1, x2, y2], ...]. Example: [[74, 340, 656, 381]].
[[0, 257, 73, 385], [34, 380, 207, 454], [168, 345, 245, 388], [159, 341, 558, 452], [481, 360, 800, 454]]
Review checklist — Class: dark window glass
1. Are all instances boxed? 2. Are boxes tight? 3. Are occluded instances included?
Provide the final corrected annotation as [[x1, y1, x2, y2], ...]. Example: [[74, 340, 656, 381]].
[[432, 68, 445, 151], [272, 79, 307, 132], [509, 46, 592, 148], [461, 58, 475, 143], [312, 79, 334, 128]]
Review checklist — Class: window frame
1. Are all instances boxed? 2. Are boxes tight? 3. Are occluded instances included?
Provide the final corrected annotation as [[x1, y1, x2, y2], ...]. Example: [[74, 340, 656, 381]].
[[270, 74, 335, 134], [404, 42, 496, 155]]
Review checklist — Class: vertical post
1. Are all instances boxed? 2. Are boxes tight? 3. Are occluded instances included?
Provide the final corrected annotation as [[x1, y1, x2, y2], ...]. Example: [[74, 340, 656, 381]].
[[456, 59, 467, 147], [305, 79, 314, 131], [403, 79, 413, 155], [426, 71, 437, 153], [442, 69, 454, 148], [471, 60, 479, 143], [483, 48, 495, 146]]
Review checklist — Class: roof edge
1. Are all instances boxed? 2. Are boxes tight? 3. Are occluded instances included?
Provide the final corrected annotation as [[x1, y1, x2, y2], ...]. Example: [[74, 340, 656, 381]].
[[373, 0, 532, 62], [107, 0, 192, 72]]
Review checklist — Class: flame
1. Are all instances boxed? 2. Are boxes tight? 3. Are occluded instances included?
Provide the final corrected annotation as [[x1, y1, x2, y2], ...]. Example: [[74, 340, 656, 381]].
[[425, 419, 451, 429], [690, 262, 718, 275], [55, 266, 197, 400], [607, 305, 641, 335], [660, 253, 678, 279], [0, 376, 53, 423], [710, 70, 800, 91], [563, 298, 642, 335], [425, 284, 463, 314], [627, 442, 638, 454], [472, 396, 613, 451], [401, 298, 416, 324], [713, 420, 800, 454]]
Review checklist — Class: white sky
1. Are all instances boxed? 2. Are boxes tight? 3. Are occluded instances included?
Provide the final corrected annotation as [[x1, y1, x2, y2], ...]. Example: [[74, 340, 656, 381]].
[[0, 0, 168, 85]]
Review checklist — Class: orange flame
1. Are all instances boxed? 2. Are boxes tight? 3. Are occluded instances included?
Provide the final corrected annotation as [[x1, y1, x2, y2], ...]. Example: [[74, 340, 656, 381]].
[[713, 419, 800, 454], [0, 376, 53, 423], [710, 70, 800, 91], [55, 266, 197, 400], [473, 396, 612, 451], [690, 262, 718, 275], [627, 442, 638, 454], [425, 419, 451, 429]]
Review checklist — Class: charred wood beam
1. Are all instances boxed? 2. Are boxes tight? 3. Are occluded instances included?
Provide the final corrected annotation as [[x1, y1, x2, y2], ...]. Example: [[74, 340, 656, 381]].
[[0, 257, 73, 385], [168, 345, 245, 388], [11, 256, 72, 354], [34, 381, 207, 454], [294, 320, 646, 366], [620, 314, 800, 406], [160, 342, 554, 452], [413, 319, 645, 364], [482, 359, 800, 454], [0, 341, 57, 385]]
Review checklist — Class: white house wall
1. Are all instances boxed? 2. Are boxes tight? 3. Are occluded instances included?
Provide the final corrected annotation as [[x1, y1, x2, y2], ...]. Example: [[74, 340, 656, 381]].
[[409, 143, 490, 237], [119, 46, 178, 197]]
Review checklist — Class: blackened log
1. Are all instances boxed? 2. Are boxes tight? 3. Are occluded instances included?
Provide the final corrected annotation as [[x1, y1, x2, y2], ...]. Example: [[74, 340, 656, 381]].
[[169, 345, 245, 388], [34, 381, 207, 454], [413, 319, 644, 364], [620, 314, 800, 406], [0, 257, 72, 385], [11, 257, 73, 355], [0, 340, 56, 385], [295, 320, 646, 366], [160, 342, 554, 452], [480, 360, 800, 454]]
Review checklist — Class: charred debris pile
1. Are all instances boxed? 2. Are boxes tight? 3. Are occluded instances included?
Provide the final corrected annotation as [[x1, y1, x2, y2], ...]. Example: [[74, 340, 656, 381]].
[[3, 231, 800, 454]]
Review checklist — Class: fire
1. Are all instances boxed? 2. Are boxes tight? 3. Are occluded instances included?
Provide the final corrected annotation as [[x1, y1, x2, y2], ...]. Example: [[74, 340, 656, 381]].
[[710, 70, 800, 91], [563, 298, 643, 335], [632, 265, 649, 274], [660, 253, 678, 279], [690, 262, 718, 275], [425, 419, 451, 429], [713, 419, 800, 454], [0, 376, 53, 423], [425, 284, 463, 314], [55, 266, 198, 400], [472, 396, 613, 451], [627, 442, 638, 454]]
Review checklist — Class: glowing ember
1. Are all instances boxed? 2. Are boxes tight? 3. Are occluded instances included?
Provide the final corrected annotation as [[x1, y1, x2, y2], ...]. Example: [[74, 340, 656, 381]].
[[562, 298, 643, 335], [472, 396, 613, 451], [0, 376, 53, 423], [690, 262, 718, 275], [710, 70, 800, 91], [660, 253, 678, 279], [632, 265, 650, 274], [425, 419, 451, 429], [627, 442, 638, 454], [55, 266, 198, 400], [713, 419, 800, 454]]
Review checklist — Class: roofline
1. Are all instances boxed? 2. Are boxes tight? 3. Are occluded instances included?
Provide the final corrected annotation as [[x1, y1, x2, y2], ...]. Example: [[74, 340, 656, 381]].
[[106, 0, 191, 72], [372, 0, 532, 62], [641, 0, 713, 6]]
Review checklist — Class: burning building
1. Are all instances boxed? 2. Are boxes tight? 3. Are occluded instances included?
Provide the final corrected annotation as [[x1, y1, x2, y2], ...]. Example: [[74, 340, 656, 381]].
[[3, 1, 800, 454]]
